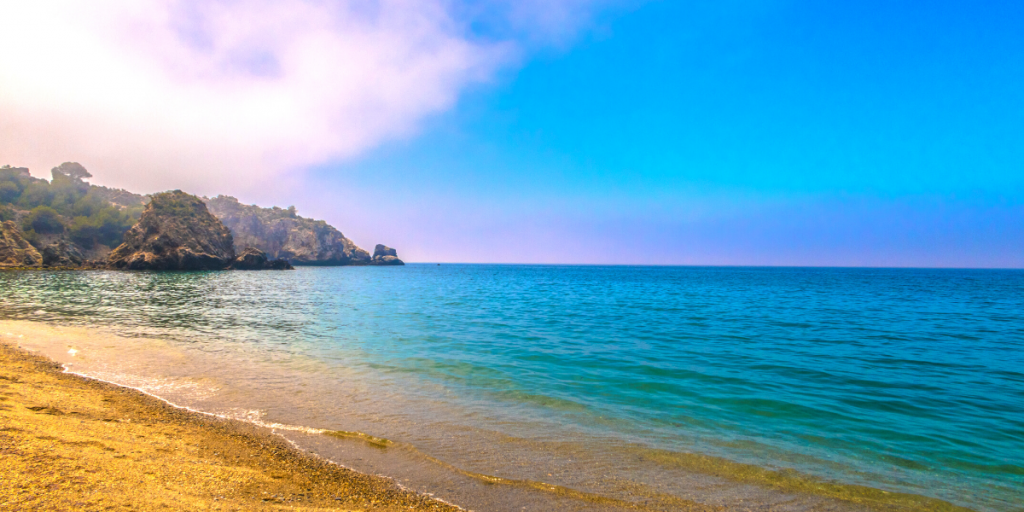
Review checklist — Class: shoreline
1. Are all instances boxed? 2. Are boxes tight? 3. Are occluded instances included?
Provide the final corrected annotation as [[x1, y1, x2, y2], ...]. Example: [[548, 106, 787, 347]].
[[0, 342, 461, 511], [0, 319, 982, 512], [1, 336, 709, 512]]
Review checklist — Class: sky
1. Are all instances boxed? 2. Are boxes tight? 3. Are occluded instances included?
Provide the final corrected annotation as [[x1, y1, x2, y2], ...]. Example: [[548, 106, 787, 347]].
[[2, 0, 1022, 266]]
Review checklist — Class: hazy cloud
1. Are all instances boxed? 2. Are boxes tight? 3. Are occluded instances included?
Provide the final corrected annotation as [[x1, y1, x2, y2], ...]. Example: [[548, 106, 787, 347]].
[[0, 0, 605, 194]]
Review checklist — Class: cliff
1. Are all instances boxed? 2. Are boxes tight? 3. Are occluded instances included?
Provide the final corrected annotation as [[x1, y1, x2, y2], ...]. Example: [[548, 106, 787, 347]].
[[108, 191, 235, 270], [40, 237, 86, 267], [205, 195, 373, 266], [3, 163, 406, 270], [0, 220, 43, 267]]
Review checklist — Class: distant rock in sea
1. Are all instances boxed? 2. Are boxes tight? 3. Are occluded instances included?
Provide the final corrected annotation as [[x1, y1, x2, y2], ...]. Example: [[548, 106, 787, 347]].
[[108, 191, 236, 270], [229, 247, 294, 270], [0, 220, 43, 267], [204, 195, 373, 266], [371, 244, 404, 266]]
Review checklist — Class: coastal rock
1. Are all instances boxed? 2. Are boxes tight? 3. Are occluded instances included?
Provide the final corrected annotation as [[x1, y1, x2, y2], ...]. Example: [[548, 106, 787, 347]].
[[0, 220, 43, 267], [370, 244, 404, 266], [108, 191, 235, 270], [41, 237, 85, 267], [205, 195, 372, 266], [229, 247, 294, 270]]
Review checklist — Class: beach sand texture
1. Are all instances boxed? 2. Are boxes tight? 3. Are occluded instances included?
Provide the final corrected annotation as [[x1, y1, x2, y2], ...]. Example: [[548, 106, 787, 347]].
[[0, 319, 983, 512], [0, 343, 460, 511]]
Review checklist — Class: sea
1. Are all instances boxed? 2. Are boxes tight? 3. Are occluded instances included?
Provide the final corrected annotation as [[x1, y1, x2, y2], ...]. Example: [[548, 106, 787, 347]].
[[1, 265, 1022, 511]]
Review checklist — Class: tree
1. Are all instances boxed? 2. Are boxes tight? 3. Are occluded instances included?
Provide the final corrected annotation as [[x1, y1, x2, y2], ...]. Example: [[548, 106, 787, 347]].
[[51, 162, 92, 182]]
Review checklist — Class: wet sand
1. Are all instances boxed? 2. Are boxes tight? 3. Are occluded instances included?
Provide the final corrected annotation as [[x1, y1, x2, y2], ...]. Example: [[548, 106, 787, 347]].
[[0, 321, 977, 512], [0, 342, 460, 511]]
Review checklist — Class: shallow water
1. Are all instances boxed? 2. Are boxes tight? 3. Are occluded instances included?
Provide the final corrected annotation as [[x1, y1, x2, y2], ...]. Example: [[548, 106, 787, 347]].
[[1, 265, 1022, 511]]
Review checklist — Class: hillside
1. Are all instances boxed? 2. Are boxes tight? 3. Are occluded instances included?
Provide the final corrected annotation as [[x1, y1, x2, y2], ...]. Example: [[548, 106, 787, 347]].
[[0, 164, 144, 265], [205, 195, 390, 266], [0, 163, 402, 268]]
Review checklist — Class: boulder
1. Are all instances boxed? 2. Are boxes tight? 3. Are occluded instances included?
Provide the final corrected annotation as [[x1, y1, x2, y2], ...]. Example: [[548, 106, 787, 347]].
[[108, 191, 236, 270], [370, 244, 404, 266], [0, 220, 43, 267], [41, 238, 85, 267], [229, 247, 294, 270]]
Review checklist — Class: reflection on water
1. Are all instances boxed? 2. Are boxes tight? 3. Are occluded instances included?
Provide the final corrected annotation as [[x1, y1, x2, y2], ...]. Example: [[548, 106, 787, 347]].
[[1, 265, 1022, 511]]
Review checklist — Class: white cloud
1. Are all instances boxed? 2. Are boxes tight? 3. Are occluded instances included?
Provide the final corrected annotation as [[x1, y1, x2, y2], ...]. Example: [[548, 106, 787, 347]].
[[0, 0, 529, 194]]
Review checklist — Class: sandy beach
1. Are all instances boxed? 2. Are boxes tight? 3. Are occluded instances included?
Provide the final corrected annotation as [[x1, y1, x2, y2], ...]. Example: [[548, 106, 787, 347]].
[[0, 318, 982, 512], [0, 342, 461, 511]]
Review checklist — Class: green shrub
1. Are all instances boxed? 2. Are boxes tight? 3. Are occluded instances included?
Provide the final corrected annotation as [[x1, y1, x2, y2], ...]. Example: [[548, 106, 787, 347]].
[[22, 206, 65, 234], [2, 163, 143, 249], [0, 181, 19, 203], [17, 182, 54, 209], [21, 228, 39, 245], [0, 204, 14, 222], [69, 206, 137, 248]]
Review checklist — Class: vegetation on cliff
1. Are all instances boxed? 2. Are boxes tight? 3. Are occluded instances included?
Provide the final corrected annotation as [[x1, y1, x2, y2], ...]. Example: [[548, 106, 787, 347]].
[[0, 164, 144, 260]]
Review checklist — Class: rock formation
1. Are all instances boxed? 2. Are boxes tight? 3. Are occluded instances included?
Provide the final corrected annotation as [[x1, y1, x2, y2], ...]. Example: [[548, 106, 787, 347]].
[[3, 163, 405, 271], [229, 247, 294, 270], [108, 191, 236, 270], [41, 238, 85, 267], [371, 244, 404, 266], [0, 220, 42, 267], [205, 195, 372, 265]]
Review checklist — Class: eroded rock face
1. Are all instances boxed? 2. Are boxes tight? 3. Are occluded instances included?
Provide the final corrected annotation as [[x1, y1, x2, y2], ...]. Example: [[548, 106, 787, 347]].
[[205, 195, 371, 265], [108, 191, 235, 270], [229, 247, 294, 270], [41, 238, 85, 268], [0, 220, 42, 267], [371, 244, 404, 266]]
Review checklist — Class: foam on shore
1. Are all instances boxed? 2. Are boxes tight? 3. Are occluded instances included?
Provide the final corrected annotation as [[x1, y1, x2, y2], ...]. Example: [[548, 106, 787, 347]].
[[0, 319, 977, 512]]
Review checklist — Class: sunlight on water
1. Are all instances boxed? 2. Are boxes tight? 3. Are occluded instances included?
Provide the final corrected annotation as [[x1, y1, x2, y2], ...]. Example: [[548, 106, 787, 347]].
[[1, 265, 1022, 511]]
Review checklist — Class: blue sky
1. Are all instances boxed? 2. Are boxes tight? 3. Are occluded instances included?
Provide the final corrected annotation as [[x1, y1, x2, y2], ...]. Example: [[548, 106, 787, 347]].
[[301, 0, 1024, 266], [3, 0, 1022, 266]]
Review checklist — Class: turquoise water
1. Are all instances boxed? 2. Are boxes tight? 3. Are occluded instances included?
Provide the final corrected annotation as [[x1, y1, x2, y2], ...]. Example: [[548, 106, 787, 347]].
[[2, 265, 1022, 510]]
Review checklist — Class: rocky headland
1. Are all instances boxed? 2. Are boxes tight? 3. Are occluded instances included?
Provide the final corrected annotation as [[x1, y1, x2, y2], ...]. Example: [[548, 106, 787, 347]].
[[1, 163, 405, 270], [205, 195, 403, 266]]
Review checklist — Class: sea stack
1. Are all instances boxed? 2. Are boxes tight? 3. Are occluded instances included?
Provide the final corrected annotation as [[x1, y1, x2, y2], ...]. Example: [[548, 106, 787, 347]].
[[108, 191, 236, 270], [370, 244, 404, 266]]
